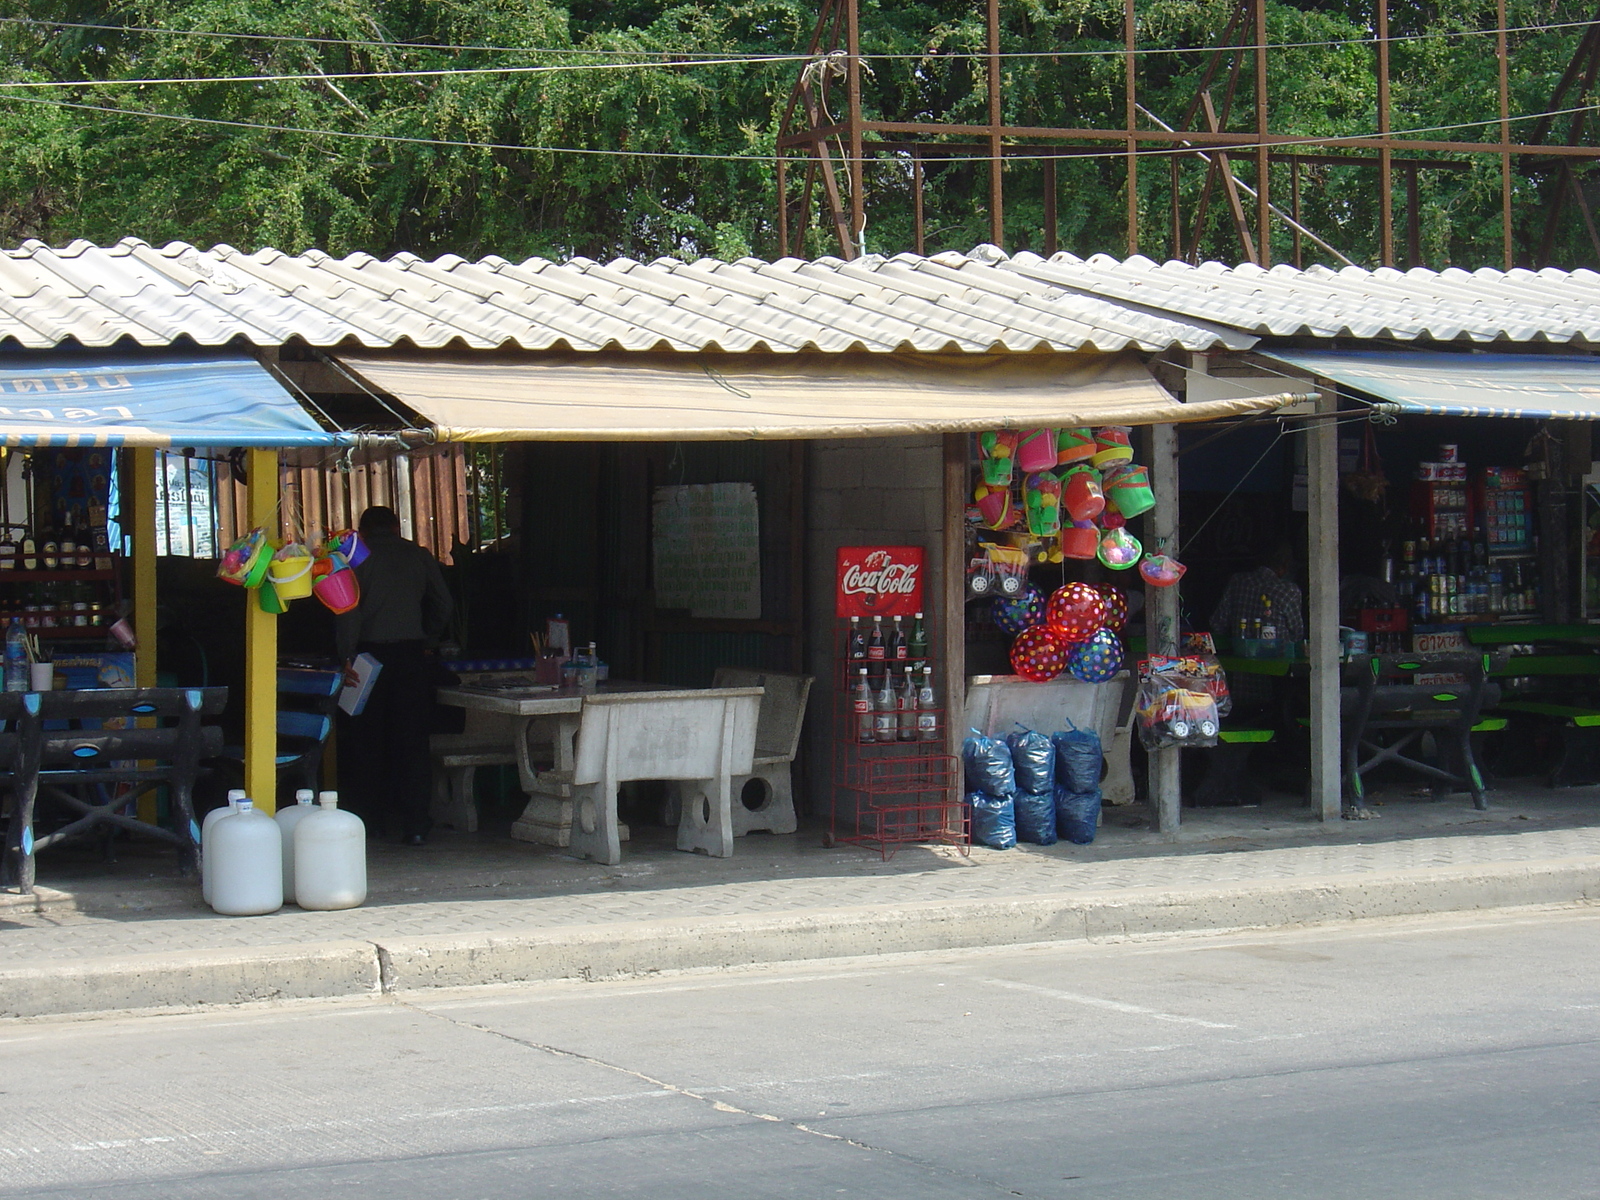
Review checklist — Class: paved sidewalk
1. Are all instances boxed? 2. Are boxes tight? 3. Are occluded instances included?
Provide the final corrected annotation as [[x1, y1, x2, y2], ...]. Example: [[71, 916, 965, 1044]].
[[3, 787, 1599, 1016]]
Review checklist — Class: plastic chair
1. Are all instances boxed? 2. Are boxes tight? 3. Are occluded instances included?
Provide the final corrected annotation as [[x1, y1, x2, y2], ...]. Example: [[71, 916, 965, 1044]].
[[711, 668, 813, 835]]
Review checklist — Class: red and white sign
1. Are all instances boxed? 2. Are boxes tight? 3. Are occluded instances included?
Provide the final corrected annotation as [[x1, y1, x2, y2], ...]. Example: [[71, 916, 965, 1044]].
[[836, 545, 925, 618]]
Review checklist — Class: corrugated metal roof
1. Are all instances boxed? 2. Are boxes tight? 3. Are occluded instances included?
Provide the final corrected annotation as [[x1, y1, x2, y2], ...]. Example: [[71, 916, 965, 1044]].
[[0, 238, 1251, 355], [1003, 251, 1600, 344]]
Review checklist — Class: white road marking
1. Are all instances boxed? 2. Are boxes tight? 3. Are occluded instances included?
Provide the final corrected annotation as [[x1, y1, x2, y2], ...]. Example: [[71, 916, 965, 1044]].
[[973, 977, 1238, 1029]]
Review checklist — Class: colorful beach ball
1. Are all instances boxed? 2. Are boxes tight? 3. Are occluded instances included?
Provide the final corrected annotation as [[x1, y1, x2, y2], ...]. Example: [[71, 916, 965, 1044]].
[[991, 583, 1045, 636], [1092, 584, 1130, 633], [1044, 582, 1108, 644], [1010, 625, 1069, 682], [1068, 628, 1125, 683]]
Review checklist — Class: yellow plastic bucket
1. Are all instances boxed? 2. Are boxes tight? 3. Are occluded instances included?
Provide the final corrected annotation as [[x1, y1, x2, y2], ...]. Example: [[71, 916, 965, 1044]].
[[268, 544, 315, 601]]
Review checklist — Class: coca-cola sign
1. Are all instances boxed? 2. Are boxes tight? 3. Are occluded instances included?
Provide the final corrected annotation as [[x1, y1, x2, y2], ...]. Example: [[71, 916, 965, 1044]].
[[836, 545, 925, 618]]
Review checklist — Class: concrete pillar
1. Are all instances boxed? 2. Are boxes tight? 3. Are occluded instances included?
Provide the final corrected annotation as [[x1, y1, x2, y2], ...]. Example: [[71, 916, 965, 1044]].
[[1145, 422, 1181, 833], [131, 449, 160, 823], [1307, 384, 1342, 820]]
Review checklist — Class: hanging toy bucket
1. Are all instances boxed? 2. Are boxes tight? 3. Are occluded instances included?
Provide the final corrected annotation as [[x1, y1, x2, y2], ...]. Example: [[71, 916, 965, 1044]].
[[974, 483, 1015, 530], [268, 543, 315, 601], [329, 528, 369, 568], [1061, 465, 1106, 522], [258, 577, 288, 614], [1139, 553, 1186, 587], [1060, 521, 1099, 560], [1104, 463, 1156, 518], [1056, 427, 1097, 466], [1090, 425, 1135, 469], [1097, 526, 1143, 570], [1015, 428, 1059, 474], [218, 528, 271, 588], [313, 556, 361, 615]]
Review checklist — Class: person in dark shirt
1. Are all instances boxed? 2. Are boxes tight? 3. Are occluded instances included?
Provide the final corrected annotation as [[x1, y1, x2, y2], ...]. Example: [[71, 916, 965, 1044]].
[[336, 506, 453, 844]]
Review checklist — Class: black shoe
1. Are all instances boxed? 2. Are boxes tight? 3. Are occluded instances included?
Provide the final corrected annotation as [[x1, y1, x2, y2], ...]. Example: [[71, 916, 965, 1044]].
[[402, 833, 427, 846]]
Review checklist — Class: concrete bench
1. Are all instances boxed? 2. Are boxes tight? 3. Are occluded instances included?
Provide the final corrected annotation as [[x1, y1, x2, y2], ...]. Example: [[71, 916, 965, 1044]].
[[711, 668, 812, 836]]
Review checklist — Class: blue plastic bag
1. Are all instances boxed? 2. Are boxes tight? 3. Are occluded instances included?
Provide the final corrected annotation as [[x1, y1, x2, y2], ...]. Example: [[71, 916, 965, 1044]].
[[1051, 726, 1103, 794], [1054, 786, 1102, 845], [1014, 788, 1058, 845], [963, 729, 1016, 797], [968, 791, 1017, 850], [1006, 727, 1055, 794]]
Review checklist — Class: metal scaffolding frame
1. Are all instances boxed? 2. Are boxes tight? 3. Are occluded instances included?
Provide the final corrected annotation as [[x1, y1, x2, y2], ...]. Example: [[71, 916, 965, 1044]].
[[775, 0, 1600, 267]]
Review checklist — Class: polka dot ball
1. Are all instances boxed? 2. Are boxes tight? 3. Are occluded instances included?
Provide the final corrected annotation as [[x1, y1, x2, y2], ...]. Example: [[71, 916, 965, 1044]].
[[1010, 624, 1069, 682]]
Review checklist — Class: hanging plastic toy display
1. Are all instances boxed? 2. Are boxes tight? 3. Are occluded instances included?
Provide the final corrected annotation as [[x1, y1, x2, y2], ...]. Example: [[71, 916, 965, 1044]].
[[1044, 583, 1108, 643], [1010, 625, 1070, 682], [1097, 526, 1143, 570], [1060, 465, 1106, 522], [1139, 553, 1186, 587], [1023, 471, 1062, 537], [1068, 628, 1125, 683], [979, 430, 1019, 486]]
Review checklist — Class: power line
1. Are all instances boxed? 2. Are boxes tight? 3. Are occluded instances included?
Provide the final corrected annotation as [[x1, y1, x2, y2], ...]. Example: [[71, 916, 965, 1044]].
[[1, 11, 1595, 65], [0, 53, 808, 90], [7, 88, 1599, 166]]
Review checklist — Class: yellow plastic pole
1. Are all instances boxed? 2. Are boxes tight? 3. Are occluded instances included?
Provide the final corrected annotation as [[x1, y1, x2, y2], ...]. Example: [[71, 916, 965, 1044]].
[[131, 449, 160, 822], [244, 448, 279, 813]]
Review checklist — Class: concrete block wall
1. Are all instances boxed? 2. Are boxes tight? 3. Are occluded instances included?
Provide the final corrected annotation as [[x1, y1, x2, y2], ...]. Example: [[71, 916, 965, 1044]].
[[801, 435, 947, 830]]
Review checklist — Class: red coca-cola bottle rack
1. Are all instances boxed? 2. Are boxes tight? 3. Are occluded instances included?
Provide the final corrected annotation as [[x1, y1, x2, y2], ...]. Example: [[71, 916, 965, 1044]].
[[827, 618, 966, 860]]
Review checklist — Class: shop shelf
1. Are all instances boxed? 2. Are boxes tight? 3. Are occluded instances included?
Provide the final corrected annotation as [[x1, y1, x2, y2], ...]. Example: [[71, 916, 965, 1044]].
[[0, 569, 118, 583], [838, 750, 958, 795]]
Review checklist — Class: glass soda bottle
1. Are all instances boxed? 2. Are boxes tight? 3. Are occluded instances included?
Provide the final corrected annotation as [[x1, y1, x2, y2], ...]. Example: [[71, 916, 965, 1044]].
[[897, 667, 918, 741], [890, 615, 907, 662], [916, 666, 940, 742], [873, 670, 897, 742], [908, 612, 928, 665], [867, 615, 885, 661], [853, 668, 874, 743], [847, 615, 866, 661]]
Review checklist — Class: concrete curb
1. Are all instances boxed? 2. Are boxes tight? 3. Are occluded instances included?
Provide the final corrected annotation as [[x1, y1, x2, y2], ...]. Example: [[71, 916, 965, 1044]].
[[5, 857, 1598, 1018], [0, 940, 381, 1019]]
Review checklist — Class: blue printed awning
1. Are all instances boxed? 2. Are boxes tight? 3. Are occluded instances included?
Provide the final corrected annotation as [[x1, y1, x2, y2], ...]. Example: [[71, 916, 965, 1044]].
[[0, 353, 350, 447], [1263, 350, 1600, 420]]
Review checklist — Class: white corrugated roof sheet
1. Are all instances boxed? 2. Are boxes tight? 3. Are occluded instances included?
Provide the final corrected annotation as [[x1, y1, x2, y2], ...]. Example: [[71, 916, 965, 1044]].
[[5, 238, 1597, 354], [1003, 251, 1600, 344], [0, 238, 1249, 355]]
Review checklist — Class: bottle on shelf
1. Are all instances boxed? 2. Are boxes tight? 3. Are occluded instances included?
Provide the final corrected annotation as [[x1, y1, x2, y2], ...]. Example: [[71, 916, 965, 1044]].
[[916, 666, 940, 743], [890, 615, 907, 662], [872, 669, 897, 743], [4, 617, 27, 692], [853, 668, 874, 743], [908, 612, 928, 664], [19, 531, 36, 572], [40, 526, 58, 571], [897, 666, 918, 742], [867, 615, 886, 662], [847, 615, 866, 662]]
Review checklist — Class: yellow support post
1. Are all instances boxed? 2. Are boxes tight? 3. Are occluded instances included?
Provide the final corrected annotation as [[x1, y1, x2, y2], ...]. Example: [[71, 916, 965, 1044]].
[[131, 449, 159, 822], [244, 448, 279, 813]]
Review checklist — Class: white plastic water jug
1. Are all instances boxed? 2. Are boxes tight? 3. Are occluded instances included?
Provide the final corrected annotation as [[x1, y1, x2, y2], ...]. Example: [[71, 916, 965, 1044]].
[[209, 799, 283, 916], [201, 789, 244, 905], [293, 792, 366, 911], [275, 789, 316, 903]]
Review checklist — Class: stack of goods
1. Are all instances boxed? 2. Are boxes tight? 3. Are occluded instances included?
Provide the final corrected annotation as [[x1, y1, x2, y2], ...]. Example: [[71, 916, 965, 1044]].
[[962, 729, 1017, 850], [1005, 581, 1128, 684], [1051, 725, 1104, 844], [963, 722, 1109, 848]]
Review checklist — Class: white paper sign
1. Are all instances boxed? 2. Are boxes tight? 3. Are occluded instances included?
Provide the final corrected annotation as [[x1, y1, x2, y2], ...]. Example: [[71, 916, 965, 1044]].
[[652, 482, 761, 619]]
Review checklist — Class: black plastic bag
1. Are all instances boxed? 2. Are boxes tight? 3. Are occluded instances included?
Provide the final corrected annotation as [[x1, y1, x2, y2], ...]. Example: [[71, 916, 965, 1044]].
[[967, 790, 1017, 850], [963, 729, 1016, 797], [1014, 788, 1058, 845], [1051, 726, 1103, 794], [1054, 786, 1102, 845], [1006, 726, 1055, 794]]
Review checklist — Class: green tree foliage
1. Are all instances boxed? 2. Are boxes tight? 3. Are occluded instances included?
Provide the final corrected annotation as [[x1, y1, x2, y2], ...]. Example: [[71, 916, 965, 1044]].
[[0, 0, 1595, 266]]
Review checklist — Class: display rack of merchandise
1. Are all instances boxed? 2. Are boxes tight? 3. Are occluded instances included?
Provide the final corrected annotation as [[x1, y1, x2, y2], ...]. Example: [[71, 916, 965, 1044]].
[[828, 614, 966, 860]]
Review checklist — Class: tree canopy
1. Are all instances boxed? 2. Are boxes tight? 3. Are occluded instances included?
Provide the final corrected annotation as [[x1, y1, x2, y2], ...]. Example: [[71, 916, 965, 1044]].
[[0, 0, 1594, 268]]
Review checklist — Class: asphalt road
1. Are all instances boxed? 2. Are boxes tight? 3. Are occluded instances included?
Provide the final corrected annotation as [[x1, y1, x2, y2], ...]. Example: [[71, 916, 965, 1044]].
[[1, 907, 1597, 1199]]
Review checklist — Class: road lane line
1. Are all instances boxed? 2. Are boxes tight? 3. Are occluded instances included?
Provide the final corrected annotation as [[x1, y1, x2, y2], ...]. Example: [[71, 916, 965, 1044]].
[[973, 977, 1238, 1029]]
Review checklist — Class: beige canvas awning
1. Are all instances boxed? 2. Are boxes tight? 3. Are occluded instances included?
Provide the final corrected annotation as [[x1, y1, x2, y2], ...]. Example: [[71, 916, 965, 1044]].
[[335, 351, 1298, 441]]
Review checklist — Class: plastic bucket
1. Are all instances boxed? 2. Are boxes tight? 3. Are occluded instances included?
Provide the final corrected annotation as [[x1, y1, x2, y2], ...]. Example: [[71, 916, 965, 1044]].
[[258, 578, 288, 614], [1091, 425, 1134, 468], [1104, 463, 1155, 518], [1015, 428, 1058, 473], [1056, 427, 1096, 466], [1061, 466, 1105, 522], [331, 529, 369, 568], [1059, 522, 1099, 559], [314, 565, 361, 614], [269, 546, 315, 601]]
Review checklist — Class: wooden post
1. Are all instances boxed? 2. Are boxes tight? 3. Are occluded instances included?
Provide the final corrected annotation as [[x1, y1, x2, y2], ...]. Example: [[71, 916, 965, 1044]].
[[1146, 421, 1181, 833], [1307, 384, 1342, 820], [131, 449, 160, 822], [942, 433, 968, 768], [244, 447, 279, 813]]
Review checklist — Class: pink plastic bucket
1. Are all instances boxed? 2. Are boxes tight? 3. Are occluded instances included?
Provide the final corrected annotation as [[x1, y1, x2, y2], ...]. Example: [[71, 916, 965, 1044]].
[[314, 563, 361, 614]]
